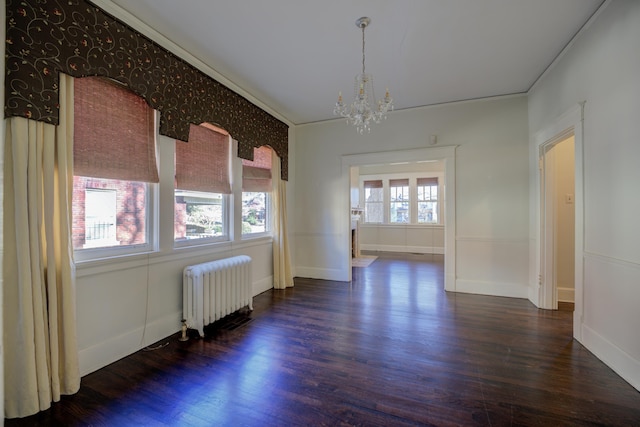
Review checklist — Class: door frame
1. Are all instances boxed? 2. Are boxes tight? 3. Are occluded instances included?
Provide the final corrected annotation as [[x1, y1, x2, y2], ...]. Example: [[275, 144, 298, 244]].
[[531, 103, 585, 340], [342, 146, 457, 289]]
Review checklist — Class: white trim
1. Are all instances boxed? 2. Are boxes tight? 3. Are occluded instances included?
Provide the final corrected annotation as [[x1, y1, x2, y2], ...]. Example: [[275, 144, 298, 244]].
[[295, 267, 345, 282], [360, 244, 444, 255], [581, 324, 640, 392], [456, 236, 528, 243], [528, 1, 613, 94], [299, 93, 527, 128], [77, 236, 272, 278], [585, 251, 640, 270], [557, 286, 575, 303], [455, 280, 529, 299]]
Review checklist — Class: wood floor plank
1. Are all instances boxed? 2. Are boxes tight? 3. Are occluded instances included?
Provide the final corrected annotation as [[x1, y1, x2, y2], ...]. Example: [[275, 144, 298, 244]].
[[6, 253, 640, 426]]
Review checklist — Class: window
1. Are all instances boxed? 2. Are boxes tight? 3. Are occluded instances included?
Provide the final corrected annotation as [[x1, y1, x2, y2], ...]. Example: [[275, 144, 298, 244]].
[[364, 180, 384, 223], [175, 123, 231, 244], [72, 76, 158, 256], [242, 146, 272, 236], [417, 177, 438, 223], [361, 174, 442, 225], [242, 192, 269, 234], [175, 191, 225, 240], [72, 177, 149, 250], [389, 179, 409, 223]]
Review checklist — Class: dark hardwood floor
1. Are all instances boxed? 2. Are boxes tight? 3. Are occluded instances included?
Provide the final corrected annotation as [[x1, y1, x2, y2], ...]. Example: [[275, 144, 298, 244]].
[[7, 253, 640, 426]]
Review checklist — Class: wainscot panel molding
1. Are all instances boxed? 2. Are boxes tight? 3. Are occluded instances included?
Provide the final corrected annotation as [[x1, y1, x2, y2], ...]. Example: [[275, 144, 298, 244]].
[[79, 308, 181, 376], [582, 252, 640, 391], [254, 275, 275, 296], [294, 232, 350, 281], [582, 324, 640, 392], [455, 236, 529, 297]]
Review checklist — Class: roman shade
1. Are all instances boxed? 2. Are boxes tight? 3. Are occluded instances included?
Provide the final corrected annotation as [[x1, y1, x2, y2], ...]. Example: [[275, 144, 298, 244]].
[[389, 178, 410, 187], [242, 146, 273, 192], [417, 177, 438, 186], [73, 77, 159, 183], [175, 124, 231, 194], [364, 180, 383, 189]]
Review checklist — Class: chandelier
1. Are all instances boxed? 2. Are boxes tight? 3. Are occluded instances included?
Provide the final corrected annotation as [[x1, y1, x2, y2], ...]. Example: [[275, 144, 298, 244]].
[[333, 17, 394, 134]]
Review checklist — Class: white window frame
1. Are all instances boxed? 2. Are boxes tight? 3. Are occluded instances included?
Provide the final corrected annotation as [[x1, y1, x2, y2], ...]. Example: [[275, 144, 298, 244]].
[[174, 190, 230, 248], [74, 181, 158, 262], [241, 191, 272, 239]]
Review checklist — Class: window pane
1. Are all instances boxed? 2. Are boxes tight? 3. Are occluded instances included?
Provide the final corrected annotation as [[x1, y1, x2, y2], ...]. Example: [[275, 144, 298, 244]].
[[72, 176, 148, 249], [417, 180, 438, 223], [242, 192, 268, 234], [390, 182, 409, 223], [175, 190, 225, 241], [364, 187, 383, 223], [418, 201, 438, 223]]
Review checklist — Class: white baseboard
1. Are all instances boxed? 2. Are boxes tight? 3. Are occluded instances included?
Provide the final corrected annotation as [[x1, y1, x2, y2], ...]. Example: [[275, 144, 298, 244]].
[[455, 279, 529, 299], [360, 244, 444, 254], [79, 310, 181, 376], [295, 266, 347, 282], [557, 286, 575, 302], [528, 283, 541, 307], [253, 275, 273, 296], [581, 324, 640, 392]]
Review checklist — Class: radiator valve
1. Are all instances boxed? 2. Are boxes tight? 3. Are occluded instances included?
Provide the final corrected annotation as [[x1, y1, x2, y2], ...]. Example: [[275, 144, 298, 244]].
[[179, 319, 189, 342]]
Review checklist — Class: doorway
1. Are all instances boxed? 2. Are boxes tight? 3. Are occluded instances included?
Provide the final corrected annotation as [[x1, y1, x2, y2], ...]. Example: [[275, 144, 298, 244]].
[[532, 103, 584, 339], [541, 135, 575, 310], [341, 146, 456, 289]]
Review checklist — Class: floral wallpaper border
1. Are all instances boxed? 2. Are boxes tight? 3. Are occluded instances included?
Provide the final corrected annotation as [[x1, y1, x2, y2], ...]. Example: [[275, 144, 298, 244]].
[[5, 0, 289, 179]]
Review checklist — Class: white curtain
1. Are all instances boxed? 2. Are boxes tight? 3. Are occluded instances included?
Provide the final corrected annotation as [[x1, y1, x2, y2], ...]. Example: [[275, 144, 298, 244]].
[[271, 151, 293, 289], [3, 74, 80, 418]]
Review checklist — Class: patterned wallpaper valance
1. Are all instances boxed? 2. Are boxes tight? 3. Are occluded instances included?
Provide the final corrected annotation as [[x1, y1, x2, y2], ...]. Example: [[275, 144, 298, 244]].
[[5, 0, 289, 179]]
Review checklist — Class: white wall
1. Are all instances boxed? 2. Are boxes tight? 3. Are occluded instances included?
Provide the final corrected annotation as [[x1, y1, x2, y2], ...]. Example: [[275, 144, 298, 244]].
[[528, 0, 640, 390], [359, 224, 444, 254], [76, 132, 277, 377], [294, 95, 529, 297]]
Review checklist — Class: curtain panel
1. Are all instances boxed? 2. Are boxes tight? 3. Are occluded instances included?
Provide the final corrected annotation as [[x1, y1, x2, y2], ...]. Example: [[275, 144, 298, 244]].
[[3, 74, 81, 418], [271, 150, 294, 289]]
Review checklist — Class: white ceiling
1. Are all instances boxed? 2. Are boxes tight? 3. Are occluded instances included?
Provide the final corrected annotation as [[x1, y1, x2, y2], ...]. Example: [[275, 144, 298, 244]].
[[108, 0, 604, 126]]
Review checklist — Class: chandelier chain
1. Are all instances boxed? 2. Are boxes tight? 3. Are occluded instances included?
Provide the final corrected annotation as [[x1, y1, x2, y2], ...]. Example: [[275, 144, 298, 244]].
[[361, 25, 366, 75]]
